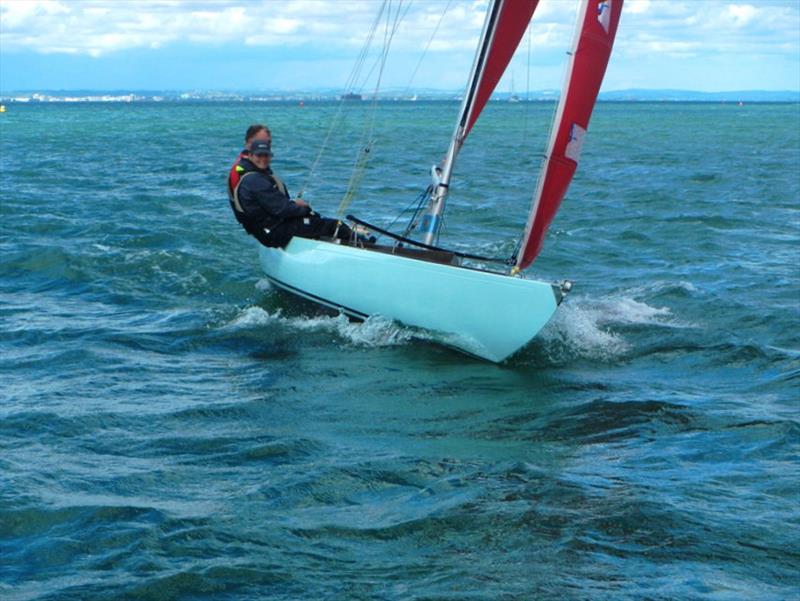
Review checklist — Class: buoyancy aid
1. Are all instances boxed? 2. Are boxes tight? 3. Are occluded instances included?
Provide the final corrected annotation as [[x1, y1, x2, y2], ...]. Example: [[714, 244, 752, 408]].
[[228, 162, 245, 198], [231, 167, 291, 236], [228, 156, 287, 199], [227, 163, 248, 226]]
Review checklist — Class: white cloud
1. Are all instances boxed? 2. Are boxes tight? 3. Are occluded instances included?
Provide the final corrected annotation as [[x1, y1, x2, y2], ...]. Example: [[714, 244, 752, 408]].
[[1, 0, 69, 28], [725, 4, 758, 27], [2, 0, 795, 59], [0, 0, 490, 56], [615, 0, 799, 59], [0, 0, 797, 91], [0, 0, 641, 56], [625, 0, 652, 16]]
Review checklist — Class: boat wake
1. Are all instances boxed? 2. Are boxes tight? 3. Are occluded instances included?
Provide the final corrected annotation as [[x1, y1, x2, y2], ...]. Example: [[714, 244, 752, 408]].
[[534, 287, 695, 363], [225, 306, 417, 348], [237, 282, 693, 363]]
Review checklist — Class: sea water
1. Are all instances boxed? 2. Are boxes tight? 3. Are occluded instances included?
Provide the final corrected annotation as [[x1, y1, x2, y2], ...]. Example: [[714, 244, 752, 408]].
[[1, 101, 798, 600]]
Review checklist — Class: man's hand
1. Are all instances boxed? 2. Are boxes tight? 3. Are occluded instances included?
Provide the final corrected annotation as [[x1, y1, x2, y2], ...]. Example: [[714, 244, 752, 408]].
[[294, 198, 310, 208]]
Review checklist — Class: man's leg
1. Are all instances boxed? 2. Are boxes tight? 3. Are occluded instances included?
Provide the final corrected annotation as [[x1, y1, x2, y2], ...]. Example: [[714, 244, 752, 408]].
[[251, 221, 297, 248], [292, 214, 353, 242], [261, 215, 359, 246]]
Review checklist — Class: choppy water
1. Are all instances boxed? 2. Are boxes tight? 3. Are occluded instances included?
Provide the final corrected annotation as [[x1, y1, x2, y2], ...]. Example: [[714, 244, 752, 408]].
[[1, 101, 799, 600]]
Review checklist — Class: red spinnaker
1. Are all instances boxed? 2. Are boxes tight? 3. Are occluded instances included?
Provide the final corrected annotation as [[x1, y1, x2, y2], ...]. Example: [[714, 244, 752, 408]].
[[461, 0, 540, 142], [517, 0, 623, 270]]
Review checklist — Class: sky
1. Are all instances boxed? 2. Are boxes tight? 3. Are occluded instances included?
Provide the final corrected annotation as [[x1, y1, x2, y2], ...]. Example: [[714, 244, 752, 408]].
[[0, 0, 798, 93]]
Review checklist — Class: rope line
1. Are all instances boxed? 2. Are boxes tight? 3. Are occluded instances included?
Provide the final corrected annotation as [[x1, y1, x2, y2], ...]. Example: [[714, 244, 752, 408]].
[[401, 0, 453, 99], [298, 0, 389, 199], [337, 0, 410, 217]]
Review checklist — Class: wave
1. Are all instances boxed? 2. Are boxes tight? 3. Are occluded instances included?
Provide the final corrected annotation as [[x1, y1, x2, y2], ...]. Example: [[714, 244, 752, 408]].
[[620, 280, 699, 298], [535, 300, 629, 362], [223, 306, 416, 348], [239, 281, 697, 363], [530, 287, 696, 363]]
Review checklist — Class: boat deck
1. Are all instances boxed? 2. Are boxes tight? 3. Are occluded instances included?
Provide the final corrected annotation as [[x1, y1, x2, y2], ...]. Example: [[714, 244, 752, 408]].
[[366, 244, 458, 266], [319, 237, 457, 266]]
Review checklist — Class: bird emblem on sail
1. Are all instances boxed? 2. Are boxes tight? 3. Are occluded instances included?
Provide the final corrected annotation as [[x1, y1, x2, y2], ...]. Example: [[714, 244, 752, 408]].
[[565, 123, 586, 162], [597, 0, 612, 33]]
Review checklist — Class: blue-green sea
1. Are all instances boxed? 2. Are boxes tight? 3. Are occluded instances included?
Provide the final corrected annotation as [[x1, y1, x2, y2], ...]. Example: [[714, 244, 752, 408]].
[[1, 100, 799, 600]]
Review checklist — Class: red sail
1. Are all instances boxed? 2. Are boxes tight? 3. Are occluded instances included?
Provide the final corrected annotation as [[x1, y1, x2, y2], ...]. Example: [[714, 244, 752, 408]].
[[516, 0, 623, 270], [460, 0, 540, 142]]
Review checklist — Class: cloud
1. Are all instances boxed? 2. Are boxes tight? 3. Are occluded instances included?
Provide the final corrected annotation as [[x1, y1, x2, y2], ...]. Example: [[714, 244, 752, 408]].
[[1, 0, 796, 58], [725, 4, 758, 27], [614, 0, 799, 58], [0, 0, 489, 56], [0, 0, 797, 91]]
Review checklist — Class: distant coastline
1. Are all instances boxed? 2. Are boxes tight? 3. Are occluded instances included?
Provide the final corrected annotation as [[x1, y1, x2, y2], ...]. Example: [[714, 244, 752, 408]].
[[1, 89, 798, 104]]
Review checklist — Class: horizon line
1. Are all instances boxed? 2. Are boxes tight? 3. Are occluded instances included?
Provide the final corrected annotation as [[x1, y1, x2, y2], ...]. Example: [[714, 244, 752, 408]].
[[1, 87, 800, 95]]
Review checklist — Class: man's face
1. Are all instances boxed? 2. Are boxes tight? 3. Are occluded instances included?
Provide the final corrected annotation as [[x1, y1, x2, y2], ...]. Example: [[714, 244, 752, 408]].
[[251, 153, 271, 169]]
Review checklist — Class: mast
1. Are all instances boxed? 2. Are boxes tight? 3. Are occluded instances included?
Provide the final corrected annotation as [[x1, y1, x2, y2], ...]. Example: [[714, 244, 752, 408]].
[[418, 0, 502, 246], [418, 0, 539, 246]]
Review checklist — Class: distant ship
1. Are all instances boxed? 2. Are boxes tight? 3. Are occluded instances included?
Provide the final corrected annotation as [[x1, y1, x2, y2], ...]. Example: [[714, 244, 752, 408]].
[[340, 92, 363, 101], [509, 72, 520, 103]]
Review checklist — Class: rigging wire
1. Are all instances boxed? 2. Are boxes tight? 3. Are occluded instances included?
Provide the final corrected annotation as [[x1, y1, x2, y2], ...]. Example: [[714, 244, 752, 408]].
[[297, 0, 389, 199], [353, 1, 412, 95], [401, 0, 453, 98], [380, 186, 431, 242], [509, 23, 534, 264], [514, 1, 582, 266], [337, 0, 410, 217], [520, 21, 532, 147], [400, 186, 431, 238], [389, 1, 453, 237]]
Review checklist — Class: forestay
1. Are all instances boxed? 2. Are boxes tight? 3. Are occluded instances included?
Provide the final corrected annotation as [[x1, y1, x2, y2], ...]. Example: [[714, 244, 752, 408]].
[[419, 0, 540, 245], [516, 0, 623, 270], [457, 0, 540, 144]]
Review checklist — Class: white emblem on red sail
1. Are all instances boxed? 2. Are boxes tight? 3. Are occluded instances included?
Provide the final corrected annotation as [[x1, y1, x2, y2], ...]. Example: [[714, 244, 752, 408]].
[[597, 0, 611, 33], [565, 123, 586, 162]]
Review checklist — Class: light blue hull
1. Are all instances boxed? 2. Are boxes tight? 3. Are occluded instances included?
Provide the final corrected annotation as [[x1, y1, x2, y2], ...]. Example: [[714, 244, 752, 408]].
[[259, 238, 561, 362]]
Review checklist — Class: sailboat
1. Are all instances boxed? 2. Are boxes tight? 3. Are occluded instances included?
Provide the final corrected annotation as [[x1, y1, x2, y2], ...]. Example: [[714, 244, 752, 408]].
[[259, 0, 623, 362], [509, 71, 521, 103]]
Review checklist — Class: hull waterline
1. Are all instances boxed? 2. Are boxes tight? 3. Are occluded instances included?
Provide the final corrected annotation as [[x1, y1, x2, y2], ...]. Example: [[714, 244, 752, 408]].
[[259, 238, 562, 362]]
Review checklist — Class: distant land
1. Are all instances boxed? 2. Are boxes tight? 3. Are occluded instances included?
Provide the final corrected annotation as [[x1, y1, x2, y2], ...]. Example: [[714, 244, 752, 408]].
[[598, 89, 800, 102], [1, 88, 798, 103]]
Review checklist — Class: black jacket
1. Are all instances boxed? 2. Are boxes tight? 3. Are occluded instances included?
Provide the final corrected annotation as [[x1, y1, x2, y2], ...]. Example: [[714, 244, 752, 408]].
[[235, 158, 310, 231]]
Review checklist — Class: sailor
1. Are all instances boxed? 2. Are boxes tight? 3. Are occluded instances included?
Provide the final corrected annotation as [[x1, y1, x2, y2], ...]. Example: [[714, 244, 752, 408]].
[[227, 124, 270, 200], [232, 139, 355, 248]]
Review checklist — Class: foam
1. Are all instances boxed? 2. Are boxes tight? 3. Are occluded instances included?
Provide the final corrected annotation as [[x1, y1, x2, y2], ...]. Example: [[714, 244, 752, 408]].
[[225, 306, 416, 348], [226, 306, 275, 328], [255, 278, 273, 292], [593, 296, 673, 326], [232, 285, 694, 361], [537, 289, 695, 362], [539, 300, 630, 362]]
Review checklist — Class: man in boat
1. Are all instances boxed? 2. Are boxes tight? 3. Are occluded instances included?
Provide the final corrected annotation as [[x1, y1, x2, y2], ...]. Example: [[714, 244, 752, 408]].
[[232, 139, 355, 248], [227, 123, 271, 200]]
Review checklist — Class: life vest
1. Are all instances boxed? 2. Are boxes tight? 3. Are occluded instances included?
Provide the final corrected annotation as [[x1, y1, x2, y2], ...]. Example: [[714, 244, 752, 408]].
[[227, 164, 247, 226], [227, 159, 245, 199], [266, 169, 288, 196], [231, 169, 290, 235], [228, 156, 287, 199]]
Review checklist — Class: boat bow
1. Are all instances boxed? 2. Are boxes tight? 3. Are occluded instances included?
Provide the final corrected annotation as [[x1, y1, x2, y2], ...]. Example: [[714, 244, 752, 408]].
[[260, 238, 560, 362]]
